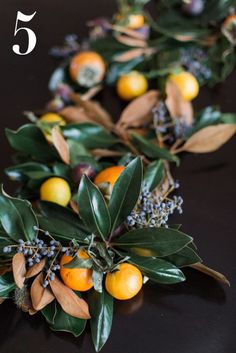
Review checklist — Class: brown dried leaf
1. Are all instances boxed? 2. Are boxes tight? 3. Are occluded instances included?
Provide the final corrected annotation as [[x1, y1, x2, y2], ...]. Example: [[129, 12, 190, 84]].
[[118, 90, 159, 128], [20, 288, 36, 313], [25, 258, 46, 279], [52, 127, 70, 164], [81, 85, 103, 101], [69, 92, 113, 130], [179, 124, 236, 153], [115, 34, 147, 48], [165, 80, 193, 125], [91, 149, 124, 157], [12, 253, 26, 289], [60, 106, 93, 124], [49, 276, 90, 319], [190, 263, 230, 286], [31, 273, 55, 311], [109, 24, 147, 40], [114, 48, 146, 62]]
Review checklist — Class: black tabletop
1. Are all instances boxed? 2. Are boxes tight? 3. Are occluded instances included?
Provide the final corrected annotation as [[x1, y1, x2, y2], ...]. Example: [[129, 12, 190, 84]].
[[0, 1, 236, 353]]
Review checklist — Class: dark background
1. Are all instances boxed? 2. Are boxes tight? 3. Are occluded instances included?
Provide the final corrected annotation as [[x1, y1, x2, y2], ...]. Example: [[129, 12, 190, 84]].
[[0, 1, 236, 353]]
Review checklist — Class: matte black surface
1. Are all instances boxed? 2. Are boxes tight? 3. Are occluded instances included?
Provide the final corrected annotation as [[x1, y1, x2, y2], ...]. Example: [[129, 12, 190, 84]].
[[0, 1, 236, 353]]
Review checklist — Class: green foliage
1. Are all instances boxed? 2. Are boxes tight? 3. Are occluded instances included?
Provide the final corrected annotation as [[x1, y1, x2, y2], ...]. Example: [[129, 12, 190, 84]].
[[78, 175, 111, 240], [109, 157, 142, 232], [88, 289, 113, 352], [62, 123, 118, 149], [6, 125, 57, 163], [114, 227, 193, 257], [0, 273, 15, 298], [143, 159, 165, 191], [0, 186, 38, 242]]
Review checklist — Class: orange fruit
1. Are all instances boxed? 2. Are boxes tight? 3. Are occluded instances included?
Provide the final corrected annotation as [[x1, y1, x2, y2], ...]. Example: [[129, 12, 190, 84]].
[[69, 51, 106, 87], [94, 165, 125, 187], [105, 263, 143, 300], [117, 71, 148, 101], [39, 113, 66, 142], [40, 177, 71, 207], [60, 250, 93, 292], [168, 71, 199, 101], [127, 14, 145, 29]]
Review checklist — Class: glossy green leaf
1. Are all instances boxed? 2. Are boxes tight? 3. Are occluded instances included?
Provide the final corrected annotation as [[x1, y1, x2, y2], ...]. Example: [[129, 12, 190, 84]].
[[0, 273, 15, 298], [132, 133, 179, 164], [62, 123, 118, 149], [109, 157, 142, 232], [144, 160, 165, 191], [221, 113, 236, 124], [106, 57, 144, 85], [165, 245, 202, 268], [78, 175, 111, 239], [51, 303, 87, 337], [63, 256, 93, 269], [0, 186, 38, 242], [88, 289, 113, 352], [38, 202, 89, 242], [129, 254, 186, 284], [52, 162, 71, 181], [68, 139, 91, 166], [114, 227, 192, 257], [6, 124, 57, 163], [92, 270, 104, 293], [5, 162, 51, 182], [41, 301, 57, 325]]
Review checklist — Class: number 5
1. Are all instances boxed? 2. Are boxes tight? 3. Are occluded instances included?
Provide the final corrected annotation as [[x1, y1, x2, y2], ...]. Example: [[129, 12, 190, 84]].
[[12, 11, 37, 55]]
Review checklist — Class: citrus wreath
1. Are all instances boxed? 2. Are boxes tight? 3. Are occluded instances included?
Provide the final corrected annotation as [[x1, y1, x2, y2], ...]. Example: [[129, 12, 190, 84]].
[[1, 1, 236, 352]]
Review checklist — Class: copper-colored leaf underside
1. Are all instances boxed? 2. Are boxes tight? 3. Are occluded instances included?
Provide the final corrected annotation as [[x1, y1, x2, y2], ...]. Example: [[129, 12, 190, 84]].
[[165, 80, 193, 125], [180, 124, 236, 153], [31, 272, 55, 311], [52, 127, 70, 164], [25, 258, 46, 279], [49, 276, 91, 319], [12, 253, 26, 289], [118, 90, 159, 128]]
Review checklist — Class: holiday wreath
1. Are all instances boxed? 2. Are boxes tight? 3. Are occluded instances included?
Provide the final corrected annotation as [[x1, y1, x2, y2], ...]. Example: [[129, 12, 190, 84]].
[[1, 0, 236, 351]]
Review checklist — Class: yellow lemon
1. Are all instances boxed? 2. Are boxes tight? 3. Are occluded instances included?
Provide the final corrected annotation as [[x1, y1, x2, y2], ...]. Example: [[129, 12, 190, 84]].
[[117, 71, 148, 101], [168, 71, 199, 101], [40, 177, 71, 207]]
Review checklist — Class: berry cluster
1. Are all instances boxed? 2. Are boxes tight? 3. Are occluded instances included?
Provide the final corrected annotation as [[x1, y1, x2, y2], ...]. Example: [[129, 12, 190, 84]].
[[180, 47, 211, 84], [127, 183, 183, 229]]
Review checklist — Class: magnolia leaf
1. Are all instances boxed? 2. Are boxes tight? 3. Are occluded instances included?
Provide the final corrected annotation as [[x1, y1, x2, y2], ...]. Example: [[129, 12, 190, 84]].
[[0, 273, 16, 298], [165, 80, 194, 125], [109, 157, 142, 232], [114, 48, 146, 62], [51, 127, 70, 165], [63, 256, 93, 269], [0, 298, 4, 304], [60, 106, 92, 124], [31, 273, 55, 311], [92, 270, 103, 293], [0, 186, 38, 242], [78, 175, 111, 239], [25, 258, 46, 279], [12, 253, 26, 289], [115, 227, 193, 257], [117, 90, 159, 128], [129, 254, 186, 284], [165, 246, 202, 268], [41, 300, 57, 325], [144, 159, 165, 191], [190, 263, 230, 286], [81, 85, 103, 101], [91, 149, 124, 158], [132, 133, 179, 164], [5, 124, 57, 162], [88, 289, 113, 352], [115, 34, 147, 48], [49, 276, 91, 319], [51, 303, 87, 337], [110, 24, 147, 40], [179, 124, 236, 153]]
